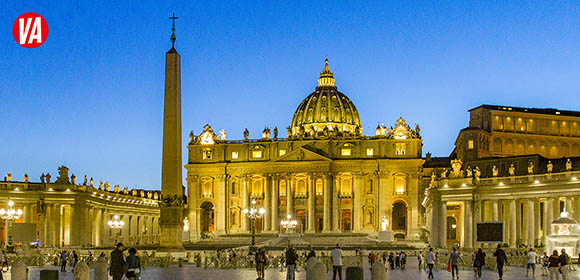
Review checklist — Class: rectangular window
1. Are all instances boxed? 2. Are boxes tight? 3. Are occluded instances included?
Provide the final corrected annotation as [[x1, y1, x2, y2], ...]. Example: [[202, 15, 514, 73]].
[[341, 148, 351, 156], [279, 149, 286, 156], [366, 147, 374, 156], [252, 150, 262, 158], [231, 151, 238, 159], [468, 140, 474, 149]]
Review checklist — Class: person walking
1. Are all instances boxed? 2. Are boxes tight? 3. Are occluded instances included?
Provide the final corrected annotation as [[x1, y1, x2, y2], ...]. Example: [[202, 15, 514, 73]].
[[72, 251, 78, 271], [560, 249, 569, 280], [110, 242, 126, 280], [548, 250, 560, 280], [388, 252, 395, 269], [401, 251, 407, 269], [59, 250, 68, 272], [493, 245, 508, 280], [331, 244, 344, 280], [285, 245, 298, 280], [448, 248, 464, 279], [426, 247, 436, 279], [0, 250, 7, 272], [126, 247, 141, 280], [368, 252, 376, 270], [542, 252, 550, 276], [526, 248, 538, 277], [473, 248, 485, 279], [417, 253, 423, 271], [306, 246, 316, 262], [255, 248, 267, 280]]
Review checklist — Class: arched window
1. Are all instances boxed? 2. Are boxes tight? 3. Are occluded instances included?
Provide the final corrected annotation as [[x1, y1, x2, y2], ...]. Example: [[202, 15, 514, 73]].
[[340, 178, 352, 194], [252, 180, 263, 195], [231, 181, 237, 195], [279, 180, 287, 196], [395, 176, 406, 194], [297, 179, 306, 195], [202, 181, 213, 198], [315, 179, 323, 195]]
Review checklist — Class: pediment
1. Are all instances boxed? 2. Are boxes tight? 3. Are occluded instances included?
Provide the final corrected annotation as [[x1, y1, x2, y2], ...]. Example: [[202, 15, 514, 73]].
[[274, 146, 331, 162]]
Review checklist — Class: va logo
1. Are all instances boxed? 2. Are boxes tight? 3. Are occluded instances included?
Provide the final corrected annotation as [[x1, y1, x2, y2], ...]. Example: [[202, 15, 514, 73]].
[[12, 12, 49, 48]]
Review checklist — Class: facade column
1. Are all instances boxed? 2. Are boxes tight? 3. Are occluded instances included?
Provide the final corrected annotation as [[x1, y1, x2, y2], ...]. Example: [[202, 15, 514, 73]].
[[271, 175, 279, 232], [287, 174, 294, 217], [534, 200, 541, 245], [438, 201, 447, 248], [527, 199, 535, 247], [376, 172, 387, 227], [332, 174, 340, 232], [241, 176, 249, 232], [428, 202, 439, 247], [306, 174, 315, 233], [464, 200, 473, 248], [353, 173, 363, 232], [323, 173, 331, 232], [216, 175, 227, 234], [264, 175, 272, 232], [188, 175, 199, 240], [510, 199, 517, 248]]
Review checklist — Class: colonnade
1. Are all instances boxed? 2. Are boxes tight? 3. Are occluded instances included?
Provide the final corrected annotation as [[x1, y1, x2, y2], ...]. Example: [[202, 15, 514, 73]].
[[431, 195, 580, 248]]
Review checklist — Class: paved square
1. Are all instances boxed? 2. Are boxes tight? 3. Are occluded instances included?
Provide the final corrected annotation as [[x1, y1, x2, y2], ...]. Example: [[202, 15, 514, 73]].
[[6, 258, 580, 279]]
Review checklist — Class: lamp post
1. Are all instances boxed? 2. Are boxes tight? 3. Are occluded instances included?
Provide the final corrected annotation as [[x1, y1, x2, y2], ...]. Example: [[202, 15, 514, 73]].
[[0, 200, 23, 250], [243, 200, 265, 252], [280, 214, 298, 233], [107, 215, 124, 244]]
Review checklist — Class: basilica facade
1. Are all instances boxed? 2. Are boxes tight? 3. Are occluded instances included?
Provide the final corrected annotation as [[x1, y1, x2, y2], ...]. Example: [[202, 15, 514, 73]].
[[186, 60, 425, 241]]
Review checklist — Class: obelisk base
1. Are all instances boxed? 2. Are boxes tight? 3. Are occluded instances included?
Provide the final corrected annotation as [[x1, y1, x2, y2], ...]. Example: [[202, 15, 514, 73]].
[[159, 207, 184, 251]]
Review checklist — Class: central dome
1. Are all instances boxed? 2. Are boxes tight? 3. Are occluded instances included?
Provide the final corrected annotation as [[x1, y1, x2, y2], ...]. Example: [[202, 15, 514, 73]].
[[289, 60, 362, 138]]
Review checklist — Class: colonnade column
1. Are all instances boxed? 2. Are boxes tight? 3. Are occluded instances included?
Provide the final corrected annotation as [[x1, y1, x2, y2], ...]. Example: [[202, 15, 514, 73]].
[[492, 200, 499, 221], [438, 201, 447, 248], [306, 174, 315, 233], [464, 200, 473, 248], [534, 200, 541, 245], [188, 175, 199, 240], [472, 198, 481, 248], [332, 174, 340, 232], [527, 199, 535, 247], [264, 175, 272, 232], [545, 198, 553, 236], [241, 176, 249, 232], [323, 173, 331, 232], [23, 204, 33, 223], [271, 175, 279, 232], [287, 175, 294, 217], [510, 199, 517, 248], [566, 197, 573, 214], [353, 173, 363, 232]]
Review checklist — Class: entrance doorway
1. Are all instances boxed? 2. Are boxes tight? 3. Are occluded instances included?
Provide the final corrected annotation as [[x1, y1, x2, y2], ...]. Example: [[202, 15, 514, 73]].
[[200, 202, 215, 233], [341, 209, 352, 231]]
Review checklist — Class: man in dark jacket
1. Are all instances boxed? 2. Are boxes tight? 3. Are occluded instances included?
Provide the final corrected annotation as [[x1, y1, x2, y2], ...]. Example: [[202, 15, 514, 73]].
[[110, 242, 126, 280], [285, 245, 298, 280], [493, 244, 508, 280]]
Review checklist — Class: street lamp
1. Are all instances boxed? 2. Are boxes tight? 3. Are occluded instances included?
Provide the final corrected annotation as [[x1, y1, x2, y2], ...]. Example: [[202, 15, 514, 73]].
[[107, 215, 124, 244], [243, 200, 265, 251], [280, 214, 298, 233], [0, 200, 23, 250]]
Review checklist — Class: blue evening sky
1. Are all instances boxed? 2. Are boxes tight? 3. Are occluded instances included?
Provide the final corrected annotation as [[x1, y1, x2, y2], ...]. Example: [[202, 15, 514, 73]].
[[1, 1, 580, 190]]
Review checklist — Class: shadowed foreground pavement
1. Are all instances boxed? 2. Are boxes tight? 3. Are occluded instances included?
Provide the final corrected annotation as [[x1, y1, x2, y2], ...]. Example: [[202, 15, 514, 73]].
[[5, 258, 580, 279]]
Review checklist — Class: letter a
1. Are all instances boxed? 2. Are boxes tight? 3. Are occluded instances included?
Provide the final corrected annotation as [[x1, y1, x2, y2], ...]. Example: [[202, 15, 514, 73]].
[[28, 17, 43, 44]]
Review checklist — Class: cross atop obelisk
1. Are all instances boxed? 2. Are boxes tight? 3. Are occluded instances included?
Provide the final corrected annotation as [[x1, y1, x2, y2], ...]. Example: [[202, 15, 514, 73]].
[[169, 13, 179, 47]]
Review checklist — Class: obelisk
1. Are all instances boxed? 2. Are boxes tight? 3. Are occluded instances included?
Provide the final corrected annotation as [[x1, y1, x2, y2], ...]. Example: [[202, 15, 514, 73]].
[[159, 13, 184, 250]]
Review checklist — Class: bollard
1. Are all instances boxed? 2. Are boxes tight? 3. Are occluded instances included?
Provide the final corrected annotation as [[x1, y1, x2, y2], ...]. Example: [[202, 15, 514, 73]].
[[93, 256, 109, 280], [306, 259, 327, 280], [371, 262, 386, 280], [196, 255, 201, 267], [12, 260, 28, 280], [346, 266, 364, 280], [74, 261, 90, 280], [178, 257, 183, 267]]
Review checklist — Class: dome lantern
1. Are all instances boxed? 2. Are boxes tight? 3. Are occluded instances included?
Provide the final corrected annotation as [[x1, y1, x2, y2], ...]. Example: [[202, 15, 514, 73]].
[[317, 59, 335, 88]]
